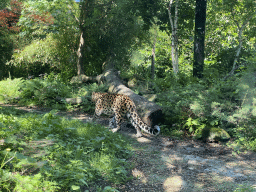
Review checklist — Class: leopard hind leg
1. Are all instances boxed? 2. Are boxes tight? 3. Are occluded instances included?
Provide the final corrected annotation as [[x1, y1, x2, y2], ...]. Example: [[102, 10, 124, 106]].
[[109, 116, 116, 129], [128, 113, 142, 137]]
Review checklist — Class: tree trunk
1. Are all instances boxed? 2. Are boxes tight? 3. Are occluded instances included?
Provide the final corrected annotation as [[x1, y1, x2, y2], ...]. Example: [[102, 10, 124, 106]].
[[151, 34, 156, 80], [168, 0, 179, 75], [103, 57, 162, 127], [77, 31, 85, 75], [193, 0, 207, 78], [76, 0, 90, 76], [223, 11, 255, 81]]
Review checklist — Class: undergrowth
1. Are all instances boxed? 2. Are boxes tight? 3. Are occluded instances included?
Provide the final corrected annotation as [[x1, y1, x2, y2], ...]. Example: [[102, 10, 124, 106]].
[[0, 73, 108, 112], [156, 69, 256, 151], [0, 106, 132, 191], [1, 68, 256, 153]]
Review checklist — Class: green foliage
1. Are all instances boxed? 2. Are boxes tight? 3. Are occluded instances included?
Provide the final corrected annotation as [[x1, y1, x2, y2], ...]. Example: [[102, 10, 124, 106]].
[[18, 73, 72, 107], [9, 33, 77, 78], [234, 184, 255, 192], [0, 107, 132, 191], [0, 75, 108, 112], [0, 78, 23, 103], [13, 173, 59, 192], [7, 0, 78, 78], [157, 67, 256, 150]]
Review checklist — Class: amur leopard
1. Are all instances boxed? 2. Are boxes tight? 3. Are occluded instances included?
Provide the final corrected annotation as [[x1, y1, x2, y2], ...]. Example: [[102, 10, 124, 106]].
[[92, 92, 160, 137]]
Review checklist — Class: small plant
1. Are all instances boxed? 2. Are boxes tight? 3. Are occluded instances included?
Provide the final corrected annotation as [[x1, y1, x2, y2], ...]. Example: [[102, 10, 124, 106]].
[[0, 148, 16, 191]]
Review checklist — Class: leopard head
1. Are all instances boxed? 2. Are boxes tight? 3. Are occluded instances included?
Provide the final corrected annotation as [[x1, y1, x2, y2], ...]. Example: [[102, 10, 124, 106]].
[[91, 92, 100, 102]]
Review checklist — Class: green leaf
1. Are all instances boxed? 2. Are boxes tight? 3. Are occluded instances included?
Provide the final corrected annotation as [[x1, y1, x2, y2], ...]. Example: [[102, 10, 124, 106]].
[[189, 127, 194, 133], [79, 179, 88, 186], [71, 185, 80, 191]]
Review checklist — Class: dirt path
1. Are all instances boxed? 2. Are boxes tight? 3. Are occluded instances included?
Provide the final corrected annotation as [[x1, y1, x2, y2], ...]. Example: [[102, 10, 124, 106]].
[[3, 105, 256, 192]]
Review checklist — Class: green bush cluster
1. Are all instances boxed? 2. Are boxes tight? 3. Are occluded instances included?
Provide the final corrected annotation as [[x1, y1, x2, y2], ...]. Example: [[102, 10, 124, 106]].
[[18, 73, 73, 107], [0, 78, 23, 103], [157, 64, 256, 150], [0, 107, 132, 191], [0, 74, 108, 111]]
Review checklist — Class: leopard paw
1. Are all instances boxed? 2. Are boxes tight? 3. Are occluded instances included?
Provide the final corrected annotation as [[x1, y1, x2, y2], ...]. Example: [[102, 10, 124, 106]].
[[112, 128, 120, 133]]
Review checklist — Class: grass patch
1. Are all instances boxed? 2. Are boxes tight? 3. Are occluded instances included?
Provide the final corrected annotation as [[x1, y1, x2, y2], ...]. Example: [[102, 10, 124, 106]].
[[0, 106, 132, 191]]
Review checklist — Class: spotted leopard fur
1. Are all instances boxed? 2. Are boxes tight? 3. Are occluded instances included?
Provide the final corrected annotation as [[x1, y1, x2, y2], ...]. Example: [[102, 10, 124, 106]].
[[92, 92, 160, 137]]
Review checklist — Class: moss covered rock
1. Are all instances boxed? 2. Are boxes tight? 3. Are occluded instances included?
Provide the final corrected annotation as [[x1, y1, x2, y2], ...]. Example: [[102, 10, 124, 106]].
[[198, 127, 231, 142]]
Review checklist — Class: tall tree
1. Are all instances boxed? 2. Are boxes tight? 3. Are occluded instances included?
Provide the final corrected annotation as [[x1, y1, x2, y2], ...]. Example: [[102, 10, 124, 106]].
[[168, 0, 179, 75], [0, 0, 21, 79], [157, 0, 194, 76], [75, 0, 160, 76], [222, 0, 256, 80], [193, 0, 207, 78]]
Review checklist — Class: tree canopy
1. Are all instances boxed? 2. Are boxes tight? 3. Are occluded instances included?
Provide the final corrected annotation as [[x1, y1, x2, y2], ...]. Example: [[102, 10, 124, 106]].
[[0, 0, 255, 80]]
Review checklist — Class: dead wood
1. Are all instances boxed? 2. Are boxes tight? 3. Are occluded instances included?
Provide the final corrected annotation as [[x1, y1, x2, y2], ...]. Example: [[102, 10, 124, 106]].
[[102, 57, 162, 126], [69, 56, 162, 126], [70, 74, 104, 84]]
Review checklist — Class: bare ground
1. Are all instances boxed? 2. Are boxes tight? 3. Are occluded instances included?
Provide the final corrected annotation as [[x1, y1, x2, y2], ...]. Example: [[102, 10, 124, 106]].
[[3, 105, 256, 192]]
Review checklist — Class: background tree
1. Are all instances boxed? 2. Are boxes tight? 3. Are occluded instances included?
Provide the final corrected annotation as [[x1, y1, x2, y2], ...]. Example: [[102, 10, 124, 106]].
[[0, 0, 21, 79], [9, 0, 78, 78], [168, 0, 179, 75], [157, 0, 194, 77], [222, 0, 256, 80], [204, 0, 256, 79], [193, 0, 207, 78]]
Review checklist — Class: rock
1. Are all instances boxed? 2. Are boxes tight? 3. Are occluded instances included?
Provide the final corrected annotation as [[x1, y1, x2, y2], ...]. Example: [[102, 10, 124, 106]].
[[198, 127, 231, 143]]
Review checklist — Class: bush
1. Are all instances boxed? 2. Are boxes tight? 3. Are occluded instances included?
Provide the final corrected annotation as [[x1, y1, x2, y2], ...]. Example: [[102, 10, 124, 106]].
[[0, 78, 23, 103], [18, 73, 73, 107], [157, 74, 256, 151]]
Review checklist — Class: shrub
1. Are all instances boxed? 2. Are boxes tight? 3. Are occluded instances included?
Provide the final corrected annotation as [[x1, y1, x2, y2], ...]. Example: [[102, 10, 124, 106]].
[[0, 78, 23, 103], [157, 67, 256, 151], [18, 73, 73, 107]]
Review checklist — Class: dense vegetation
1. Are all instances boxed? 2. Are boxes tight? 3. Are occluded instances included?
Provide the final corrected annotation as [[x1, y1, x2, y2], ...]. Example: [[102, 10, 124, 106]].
[[0, 105, 132, 191], [0, 0, 256, 191]]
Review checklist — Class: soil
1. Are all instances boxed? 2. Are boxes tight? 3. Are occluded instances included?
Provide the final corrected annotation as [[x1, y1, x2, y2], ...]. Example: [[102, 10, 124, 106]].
[[2, 105, 256, 192]]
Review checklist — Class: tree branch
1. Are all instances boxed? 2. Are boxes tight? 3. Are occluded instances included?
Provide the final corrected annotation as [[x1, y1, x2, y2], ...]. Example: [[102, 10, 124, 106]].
[[224, 11, 256, 81]]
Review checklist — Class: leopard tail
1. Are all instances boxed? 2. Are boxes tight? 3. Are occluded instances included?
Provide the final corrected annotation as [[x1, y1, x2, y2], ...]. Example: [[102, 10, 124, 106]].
[[126, 102, 160, 135]]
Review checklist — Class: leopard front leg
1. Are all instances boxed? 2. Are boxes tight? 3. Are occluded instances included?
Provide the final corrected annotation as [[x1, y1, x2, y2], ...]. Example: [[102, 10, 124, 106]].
[[92, 100, 103, 121]]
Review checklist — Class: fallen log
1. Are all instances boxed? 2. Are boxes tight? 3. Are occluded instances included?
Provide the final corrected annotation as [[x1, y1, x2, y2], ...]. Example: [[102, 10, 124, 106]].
[[56, 97, 83, 105], [102, 57, 162, 127], [69, 57, 162, 127], [70, 74, 105, 84]]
